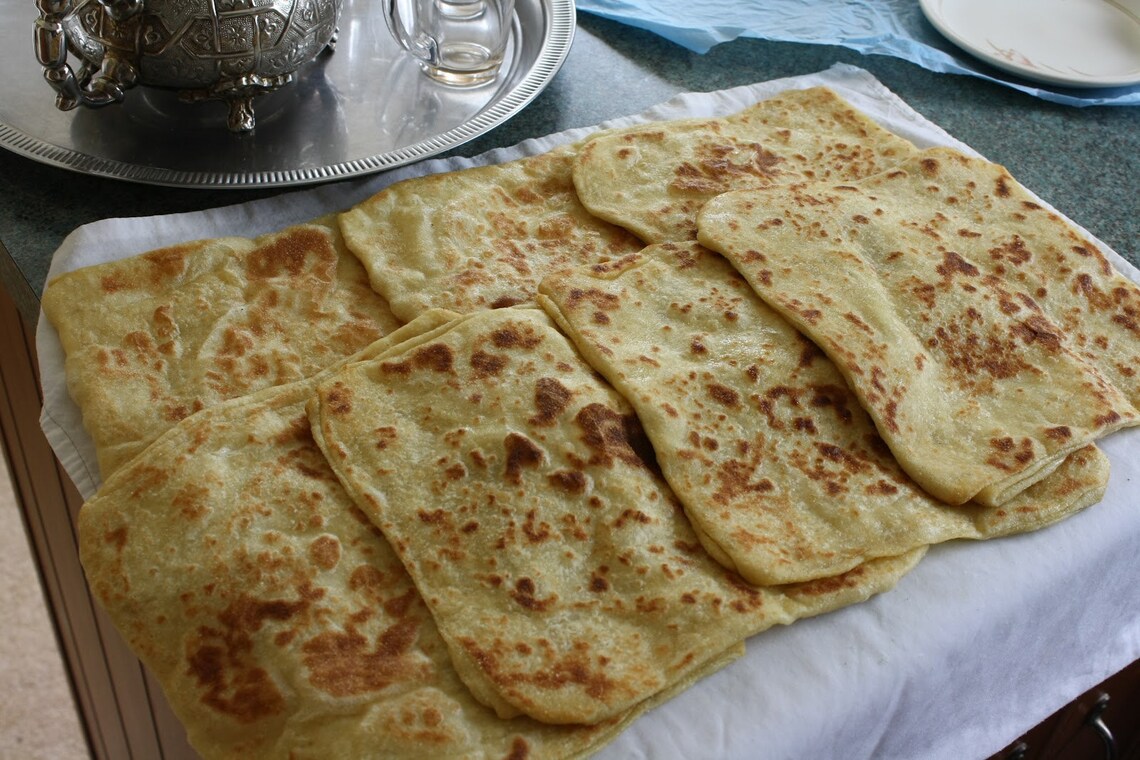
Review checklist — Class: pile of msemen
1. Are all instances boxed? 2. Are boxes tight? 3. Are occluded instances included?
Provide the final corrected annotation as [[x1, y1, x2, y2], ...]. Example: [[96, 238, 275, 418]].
[[43, 87, 1140, 760]]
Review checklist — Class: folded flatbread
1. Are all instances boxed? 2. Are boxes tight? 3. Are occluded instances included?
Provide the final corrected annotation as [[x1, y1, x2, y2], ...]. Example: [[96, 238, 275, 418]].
[[78, 312, 737, 760], [538, 243, 1111, 585], [697, 149, 1140, 506], [571, 86, 919, 244], [309, 306, 926, 726], [42, 216, 400, 480], [337, 144, 645, 322]]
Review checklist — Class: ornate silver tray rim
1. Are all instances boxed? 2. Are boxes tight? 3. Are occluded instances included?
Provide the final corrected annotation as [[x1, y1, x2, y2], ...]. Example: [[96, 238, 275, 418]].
[[0, 0, 575, 189]]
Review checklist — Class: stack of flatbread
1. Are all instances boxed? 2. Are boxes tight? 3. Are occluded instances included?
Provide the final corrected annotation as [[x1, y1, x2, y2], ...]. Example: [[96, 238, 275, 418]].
[[695, 149, 1140, 506], [42, 86, 1140, 759]]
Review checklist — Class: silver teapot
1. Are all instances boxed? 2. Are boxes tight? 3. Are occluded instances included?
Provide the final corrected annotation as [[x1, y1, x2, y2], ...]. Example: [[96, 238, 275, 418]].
[[33, 0, 341, 132]]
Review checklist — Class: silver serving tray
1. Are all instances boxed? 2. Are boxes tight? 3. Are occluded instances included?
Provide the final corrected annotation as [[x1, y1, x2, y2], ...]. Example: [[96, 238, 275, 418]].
[[0, 0, 574, 188]]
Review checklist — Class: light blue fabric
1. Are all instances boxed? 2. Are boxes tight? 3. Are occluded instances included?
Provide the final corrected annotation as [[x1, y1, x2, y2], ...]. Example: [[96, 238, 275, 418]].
[[576, 0, 1140, 106]]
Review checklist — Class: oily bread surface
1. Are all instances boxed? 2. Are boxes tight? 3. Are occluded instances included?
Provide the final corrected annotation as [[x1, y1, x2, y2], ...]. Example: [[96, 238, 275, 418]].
[[79, 313, 723, 760], [42, 216, 399, 480], [309, 306, 926, 726], [538, 243, 1111, 584], [697, 149, 1140, 506], [337, 144, 645, 322], [571, 86, 920, 244]]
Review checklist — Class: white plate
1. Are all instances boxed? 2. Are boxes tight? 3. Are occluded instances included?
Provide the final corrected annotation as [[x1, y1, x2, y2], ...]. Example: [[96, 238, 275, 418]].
[[920, 0, 1140, 88]]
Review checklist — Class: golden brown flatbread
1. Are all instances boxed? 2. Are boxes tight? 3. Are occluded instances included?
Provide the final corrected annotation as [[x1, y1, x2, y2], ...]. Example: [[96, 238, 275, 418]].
[[78, 312, 733, 760], [538, 243, 1111, 584], [337, 144, 645, 322], [309, 306, 926, 726], [571, 86, 919, 244], [42, 216, 400, 480], [697, 149, 1140, 506]]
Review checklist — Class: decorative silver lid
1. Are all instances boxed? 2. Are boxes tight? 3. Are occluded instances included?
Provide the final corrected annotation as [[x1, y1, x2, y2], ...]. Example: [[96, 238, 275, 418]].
[[35, 0, 343, 132]]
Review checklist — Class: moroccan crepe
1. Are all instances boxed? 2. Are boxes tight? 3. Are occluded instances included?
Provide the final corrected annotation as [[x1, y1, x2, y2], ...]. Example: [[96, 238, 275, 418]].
[[337, 144, 645, 322], [537, 243, 1111, 585], [77, 311, 738, 760], [309, 306, 926, 727], [42, 216, 400, 480], [697, 148, 1140, 507], [570, 86, 919, 244]]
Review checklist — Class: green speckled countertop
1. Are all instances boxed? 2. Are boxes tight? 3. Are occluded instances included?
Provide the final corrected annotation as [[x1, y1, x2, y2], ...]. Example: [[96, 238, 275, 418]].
[[2, 13, 1138, 324]]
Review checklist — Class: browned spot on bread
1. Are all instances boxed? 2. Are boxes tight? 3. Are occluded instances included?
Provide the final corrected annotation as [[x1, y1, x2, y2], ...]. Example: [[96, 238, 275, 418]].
[[308, 535, 341, 570], [865, 479, 899, 496], [504, 433, 545, 484], [815, 442, 872, 474], [412, 343, 455, 373], [491, 325, 544, 350], [247, 226, 329, 279], [174, 484, 210, 521], [936, 250, 980, 279], [470, 350, 508, 378], [374, 426, 398, 451], [790, 563, 866, 597], [1044, 426, 1072, 441], [547, 470, 587, 494], [505, 737, 531, 760], [795, 333, 825, 367], [418, 509, 449, 526], [843, 312, 874, 335], [142, 245, 195, 285], [564, 287, 621, 314], [990, 236, 1032, 266], [986, 436, 1035, 471], [995, 174, 1012, 198], [707, 383, 741, 408], [713, 459, 775, 506], [105, 526, 128, 551], [928, 317, 1036, 384], [510, 577, 558, 612], [348, 565, 386, 599], [670, 142, 785, 194], [460, 636, 624, 708], [574, 403, 655, 470], [808, 384, 855, 424], [491, 295, 527, 309], [530, 377, 573, 427], [1011, 315, 1063, 353], [1096, 410, 1122, 427], [522, 510, 554, 544], [187, 585, 325, 721], [614, 508, 653, 529], [302, 617, 426, 698]]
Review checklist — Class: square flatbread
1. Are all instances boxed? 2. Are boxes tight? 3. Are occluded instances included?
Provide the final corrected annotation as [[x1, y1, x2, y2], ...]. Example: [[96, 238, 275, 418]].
[[538, 243, 1110, 585], [697, 148, 1140, 506], [78, 312, 734, 760], [337, 144, 645, 322], [309, 306, 925, 727], [42, 216, 400, 480], [571, 86, 919, 244]]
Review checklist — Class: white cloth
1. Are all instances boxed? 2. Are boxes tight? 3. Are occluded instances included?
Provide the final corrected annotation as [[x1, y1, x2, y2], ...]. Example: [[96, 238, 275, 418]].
[[36, 64, 1140, 760]]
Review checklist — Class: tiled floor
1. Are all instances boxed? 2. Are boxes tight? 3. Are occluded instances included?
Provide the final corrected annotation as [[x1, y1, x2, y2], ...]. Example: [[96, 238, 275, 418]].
[[0, 465, 88, 760]]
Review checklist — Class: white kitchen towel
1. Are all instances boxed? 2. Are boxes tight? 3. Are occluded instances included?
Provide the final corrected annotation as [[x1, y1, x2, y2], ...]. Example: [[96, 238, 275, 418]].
[[37, 63, 1140, 760]]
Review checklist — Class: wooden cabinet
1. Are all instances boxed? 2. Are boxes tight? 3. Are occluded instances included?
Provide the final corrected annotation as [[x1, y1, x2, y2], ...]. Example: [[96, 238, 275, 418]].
[[1, 281, 197, 758], [990, 656, 1140, 760]]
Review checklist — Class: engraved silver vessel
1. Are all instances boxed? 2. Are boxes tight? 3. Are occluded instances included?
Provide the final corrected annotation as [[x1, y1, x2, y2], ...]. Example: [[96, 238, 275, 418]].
[[34, 0, 342, 132]]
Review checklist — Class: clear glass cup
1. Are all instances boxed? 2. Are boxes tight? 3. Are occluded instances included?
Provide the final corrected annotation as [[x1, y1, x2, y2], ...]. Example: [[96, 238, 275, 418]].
[[384, 0, 517, 87]]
